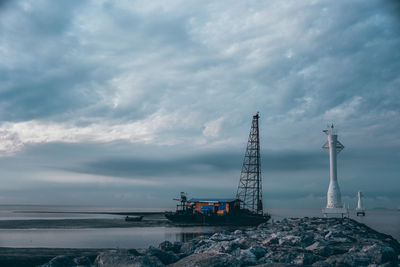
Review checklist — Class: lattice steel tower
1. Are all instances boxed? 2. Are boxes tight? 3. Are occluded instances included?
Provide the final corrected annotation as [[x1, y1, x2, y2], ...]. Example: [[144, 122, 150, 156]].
[[236, 113, 263, 215]]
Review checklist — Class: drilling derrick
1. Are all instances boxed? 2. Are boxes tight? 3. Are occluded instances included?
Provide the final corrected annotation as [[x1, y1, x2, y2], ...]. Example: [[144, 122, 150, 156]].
[[236, 113, 263, 215]]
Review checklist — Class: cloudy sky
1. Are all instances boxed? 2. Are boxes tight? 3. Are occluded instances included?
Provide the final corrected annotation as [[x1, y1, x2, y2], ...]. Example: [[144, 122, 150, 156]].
[[0, 0, 399, 209]]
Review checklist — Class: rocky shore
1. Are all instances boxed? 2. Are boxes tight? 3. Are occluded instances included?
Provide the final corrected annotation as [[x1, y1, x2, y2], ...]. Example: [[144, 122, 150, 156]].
[[36, 217, 400, 266]]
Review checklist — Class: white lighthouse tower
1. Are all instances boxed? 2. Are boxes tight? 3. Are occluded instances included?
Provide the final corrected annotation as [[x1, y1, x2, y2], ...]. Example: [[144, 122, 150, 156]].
[[356, 191, 365, 216], [322, 124, 348, 217]]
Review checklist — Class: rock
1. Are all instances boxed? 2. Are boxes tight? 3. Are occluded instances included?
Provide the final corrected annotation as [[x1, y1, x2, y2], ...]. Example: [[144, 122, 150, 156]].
[[291, 253, 323, 265], [278, 235, 301, 246], [194, 240, 221, 253], [38, 255, 76, 267], [305, 240, 337, 256], [168, 252, 241, 267], [237, 236, 259, 249], [180, 240, 198, 255], [210, 232, 236, 242], [73, 256, 92, 266], [95, 250, 164, 267], [146, 246, 179, 265], [299, 233, 316, 247], [239, 249, 257, 265], [362, 244, 397, 265], [324, 254, 370, 266], [263, 237, 279, 245], [268, 250, 297, 264], [250, 246, 267, 259], [127, 249, 142, 256], [233, 230, 243, 235], [172, 241, 184, 253], [158, 241, 173, 251], [257, 222, 269, 229]]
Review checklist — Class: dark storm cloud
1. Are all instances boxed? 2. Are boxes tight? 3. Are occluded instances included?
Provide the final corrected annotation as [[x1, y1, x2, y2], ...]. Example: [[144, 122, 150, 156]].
[[67, 150, 327, 178]]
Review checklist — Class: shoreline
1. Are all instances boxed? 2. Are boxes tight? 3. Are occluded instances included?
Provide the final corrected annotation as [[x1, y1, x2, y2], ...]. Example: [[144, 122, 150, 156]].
[[1, 217, 399, 267], [0, 248, 107, 267]]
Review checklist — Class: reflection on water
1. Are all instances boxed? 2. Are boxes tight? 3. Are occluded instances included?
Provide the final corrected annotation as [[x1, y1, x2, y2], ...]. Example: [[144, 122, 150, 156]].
[[166, 228, 217, 243], [0, 227, 223, 249]]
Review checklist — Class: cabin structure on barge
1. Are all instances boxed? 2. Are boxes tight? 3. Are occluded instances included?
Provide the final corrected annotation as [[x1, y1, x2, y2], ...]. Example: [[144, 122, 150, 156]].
[[180, 198, 241, 216]]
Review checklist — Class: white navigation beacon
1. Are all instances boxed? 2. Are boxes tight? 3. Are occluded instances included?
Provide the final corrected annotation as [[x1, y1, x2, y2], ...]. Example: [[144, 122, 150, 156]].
[[322, 124, 348, 217], [356, 191, 365, 216]]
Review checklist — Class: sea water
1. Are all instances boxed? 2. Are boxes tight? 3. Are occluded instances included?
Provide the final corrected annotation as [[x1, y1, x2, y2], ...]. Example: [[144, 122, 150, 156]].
[[0, 205, 398, 248]]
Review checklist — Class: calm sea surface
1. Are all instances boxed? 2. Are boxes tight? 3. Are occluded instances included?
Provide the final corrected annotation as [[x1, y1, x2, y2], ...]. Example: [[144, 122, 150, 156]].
[[0, 205, 398, 248]]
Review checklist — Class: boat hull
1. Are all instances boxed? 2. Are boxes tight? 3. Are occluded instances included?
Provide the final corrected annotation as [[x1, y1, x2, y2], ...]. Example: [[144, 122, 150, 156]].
[[165, 212, 270, 226]]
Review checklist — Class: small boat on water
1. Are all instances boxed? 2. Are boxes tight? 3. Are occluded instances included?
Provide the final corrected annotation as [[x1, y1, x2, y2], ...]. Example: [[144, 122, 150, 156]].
[[165, 113, 270, 226], [125, 215, 144, 222]]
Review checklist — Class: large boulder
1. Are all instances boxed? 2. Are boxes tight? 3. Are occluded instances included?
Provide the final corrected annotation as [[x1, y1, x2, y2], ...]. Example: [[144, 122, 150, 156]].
[[146, 246, 179, 265], [362, 244, 398, 265], [168, 252, 241, 267]]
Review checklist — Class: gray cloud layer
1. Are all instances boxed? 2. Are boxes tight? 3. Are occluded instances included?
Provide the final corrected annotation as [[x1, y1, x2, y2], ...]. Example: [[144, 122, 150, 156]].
[[0, 0, 399, 208]]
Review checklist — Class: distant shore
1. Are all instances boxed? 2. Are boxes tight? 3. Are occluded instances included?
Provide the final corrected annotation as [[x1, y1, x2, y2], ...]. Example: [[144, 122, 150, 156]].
[[0, 217, 170, 229]]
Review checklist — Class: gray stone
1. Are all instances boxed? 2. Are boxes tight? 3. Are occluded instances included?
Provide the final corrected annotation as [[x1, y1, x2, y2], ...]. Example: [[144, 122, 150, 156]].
[[268, 251, 297, 264], [250, 245, 267, 259], [146, 246, 179, 265], [278, 235, 301, 246], [180, 241, 197, 255], [127, 249, 142, 256], [210, 232, 236, 242], [73, 256, 92, 266], [233, 230, 243, 235], [239, 249, 257, 265], [158, 241, 173, 251], [168, 252, 241, 267], [39, 255, 76, 267], [291, 253, 323, 265], [95, 250, 165, 267], [362, 244, 397, 265], [172, 241, 184, 253], [306, 241, 327, 252], [263, 237, 279, 245], [194, 240, 228, 254]]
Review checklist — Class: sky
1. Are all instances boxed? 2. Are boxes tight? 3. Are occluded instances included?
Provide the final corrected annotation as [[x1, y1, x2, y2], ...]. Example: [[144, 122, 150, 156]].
[[0, 0, 399, 209]]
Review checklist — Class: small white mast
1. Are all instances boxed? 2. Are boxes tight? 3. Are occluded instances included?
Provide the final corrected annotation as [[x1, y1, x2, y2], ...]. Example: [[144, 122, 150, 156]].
[[356, 191, 365, 216]]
